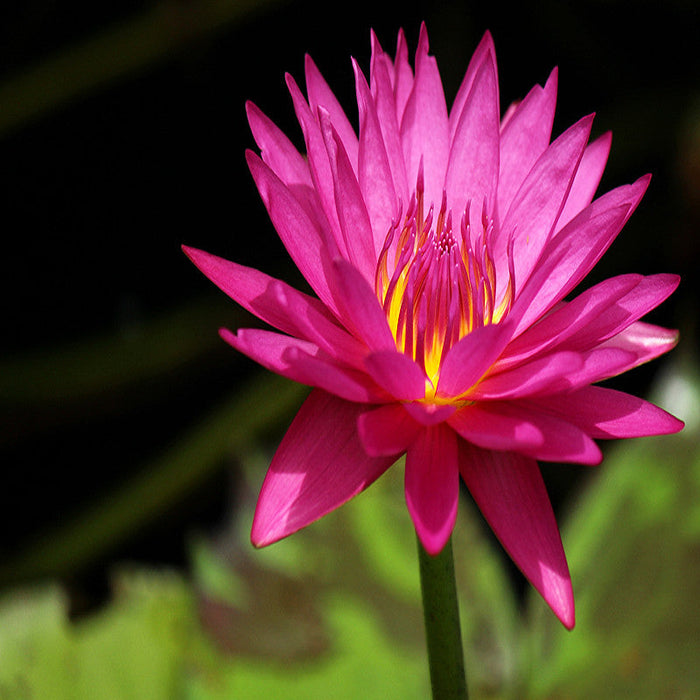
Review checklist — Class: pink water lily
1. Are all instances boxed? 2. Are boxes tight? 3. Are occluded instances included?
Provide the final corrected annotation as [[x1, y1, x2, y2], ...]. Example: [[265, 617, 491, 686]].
[[184, 25, 683, 628]]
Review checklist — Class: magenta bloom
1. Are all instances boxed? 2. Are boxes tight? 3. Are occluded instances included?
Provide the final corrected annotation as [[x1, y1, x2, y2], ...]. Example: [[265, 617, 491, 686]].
[[184, 26, 682, 628]]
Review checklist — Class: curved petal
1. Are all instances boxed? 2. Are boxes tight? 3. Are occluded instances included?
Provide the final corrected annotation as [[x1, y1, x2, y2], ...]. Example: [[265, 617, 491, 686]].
[[557, 131, 612, 230], [458, 442, 574, 628], [286, 73, 345, 257], [364, 349, 427, 401], [449, 401, 602, 464], [500, 273, 642, 369], [246, 101, 312, 189], [598, 321, 679, 370], [183, 246, 366, 367], [221, 328, 385, 403], [328, 258, 397, 352], [508, 174, 650, 336], [356, 55, 404, 248], [470, 351, 584, 399], [525, 385, 685, 438], [496, 114, 594, 296], [252, 390, 394, 546], [444, 54, 500, 215], [405, 424, 459, 555], [449, 31, 496, 141], [400, 24, 449, 208], [358, 403, 422, 456], [437, 321, 514, 398], [305, 53, 359, 172], [246, 150, 337, 312], [497, 67, 557, 219], [473, 347, 638, 400], [320, 112, 377, 281]]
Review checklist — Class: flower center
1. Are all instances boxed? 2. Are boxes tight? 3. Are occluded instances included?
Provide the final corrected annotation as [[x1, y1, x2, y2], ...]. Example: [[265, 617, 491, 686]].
[[374, 176, 514, 394]]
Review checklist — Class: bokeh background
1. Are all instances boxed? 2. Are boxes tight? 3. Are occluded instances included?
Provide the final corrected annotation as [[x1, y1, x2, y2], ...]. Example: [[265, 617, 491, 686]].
[[1, 1, 698, 698]]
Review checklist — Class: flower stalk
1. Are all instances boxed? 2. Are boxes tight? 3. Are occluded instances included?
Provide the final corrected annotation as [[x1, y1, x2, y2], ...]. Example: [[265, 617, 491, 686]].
[[418, 535, 468, 699]]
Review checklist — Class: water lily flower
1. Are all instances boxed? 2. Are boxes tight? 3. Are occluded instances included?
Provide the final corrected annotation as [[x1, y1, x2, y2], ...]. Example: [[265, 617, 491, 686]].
[[184, 25, 683, 629]]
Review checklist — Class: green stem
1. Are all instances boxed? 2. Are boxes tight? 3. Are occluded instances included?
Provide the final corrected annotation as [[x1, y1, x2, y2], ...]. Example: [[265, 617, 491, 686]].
[[417, 535, 468, 700]]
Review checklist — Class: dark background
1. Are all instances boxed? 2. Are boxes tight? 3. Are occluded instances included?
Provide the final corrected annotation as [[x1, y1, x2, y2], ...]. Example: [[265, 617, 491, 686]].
[[1, 0, 698, 611]]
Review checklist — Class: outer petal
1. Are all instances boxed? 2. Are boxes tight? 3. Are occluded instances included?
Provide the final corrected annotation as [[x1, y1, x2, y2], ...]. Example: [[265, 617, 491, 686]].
[[496, 114, 594, 296], [252, 390, 395, 546], [598, 320, 679, 370], [183, 246, 366, 367], [557, 131, 612, 230], [497, 68, 557, 220], [305, 53, 359, 172], [368, 33, 409, 202], [246, 151, 337, 312], [458, 442, 574, 629], [364, 349, 427, 401], [400, 24, 449, 208], [499, 273, 643, 369], [509, 174, 650, 336], [221, 327, 385, 403], [405, 424, 459, 555], [436, 322, 514, 398], [444, 54, 500, 215], [286, 73, 346, 257], [525, 385, 685, 438], [358, 403, 422, 456], [246, 101, 312, 189], [449, 402, 602, 464], [328, 258, 397, 352], [355, 60, 401, 255], [449, 31, 496, 141], [320, 112, 377, 281], [472, 348, 636, 400]]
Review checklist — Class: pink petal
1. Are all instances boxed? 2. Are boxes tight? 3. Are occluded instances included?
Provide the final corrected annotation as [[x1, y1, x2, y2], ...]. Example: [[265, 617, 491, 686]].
[[246, 101, 312, 188], [509, 174, 650, 336], [557, 131, 612, 230], [364, 349, 427, 401], [369, 34, 409, 202], [328, 258, 397, 352], [286, 73, 346, 257], [392, 28, 414, 127], [183, 246, 366, 367], [436, 322, 514, 398], [500, 273, 643, 368], [449, 31, 496, 142], [355, 59, 403, 252], [497, 68, 557, 219], [251, 390, 394, 546], [470, 351, 584, 399], [305, 53, 359, 172], [477, 345, 642, 400], [526, 385, 685, 438], [496, 114, 594, 296], [444, 54, 500, 214], [320, 112, 377, 281], [357, 403, 422, 456], [221, 327, 384, 403], [405, 424, 460, 555], [458, 442, 574, 628], [246, 151, 337, 312], [400, 24, 449, 208], [598, 321, 679, 370], [554, 273, 680, 353], [449, 401, 602, 464], [403, 402, 456, 426]]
